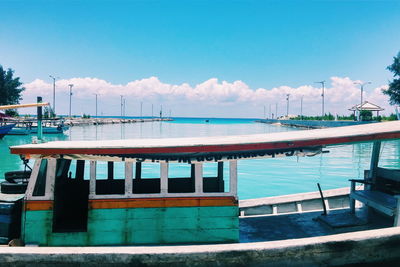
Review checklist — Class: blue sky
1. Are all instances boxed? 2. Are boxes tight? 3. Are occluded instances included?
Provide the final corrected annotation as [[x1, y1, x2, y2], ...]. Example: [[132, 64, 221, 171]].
[[1, 0, 400, 117]]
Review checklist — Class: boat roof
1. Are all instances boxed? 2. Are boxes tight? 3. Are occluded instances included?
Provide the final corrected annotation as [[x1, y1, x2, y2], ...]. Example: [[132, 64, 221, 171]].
[[10, 121, 400, 163]]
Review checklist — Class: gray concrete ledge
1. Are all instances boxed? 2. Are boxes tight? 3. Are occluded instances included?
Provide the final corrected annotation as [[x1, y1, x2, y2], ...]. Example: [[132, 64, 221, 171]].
[[257, 119, 376, 129], [1, 226, 400, 266]]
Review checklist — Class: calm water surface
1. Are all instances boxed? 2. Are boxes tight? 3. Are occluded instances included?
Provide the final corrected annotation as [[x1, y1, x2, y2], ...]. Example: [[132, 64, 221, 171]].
[[1, 117, 399, 199]]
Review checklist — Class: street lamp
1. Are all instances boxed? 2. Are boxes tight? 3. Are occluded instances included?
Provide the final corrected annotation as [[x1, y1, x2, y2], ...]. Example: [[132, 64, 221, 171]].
[[94, 94, 98, 117], [120, 95, 123, 117], [49, 75, 59, 116], [300, 95, 303, 120], [286, 94, 290, 117], [315, 81, 326, 119], [68, 84, 73, 118], [354, 81, 371, 121]]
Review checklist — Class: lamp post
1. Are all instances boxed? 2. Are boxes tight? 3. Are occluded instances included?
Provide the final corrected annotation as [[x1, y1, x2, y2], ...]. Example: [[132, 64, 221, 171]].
[[68, 84, 73, 118], [269, 104, 272, 119], [315, 81, 326, 119], [94, 94, 98, 117], [300, 95, 303, 120], [286, 94, 290, 117], [49, 75, 59, 116], [354, 81, 371, 121], [263, 105, 266, 119], [120, 95, 123, 117], [140, 101, 143, 117]]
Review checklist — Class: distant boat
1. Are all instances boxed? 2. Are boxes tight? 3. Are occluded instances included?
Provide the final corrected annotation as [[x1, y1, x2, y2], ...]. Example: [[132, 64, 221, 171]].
[[7, 119, 68, 135], [0, 124, 15, 139]]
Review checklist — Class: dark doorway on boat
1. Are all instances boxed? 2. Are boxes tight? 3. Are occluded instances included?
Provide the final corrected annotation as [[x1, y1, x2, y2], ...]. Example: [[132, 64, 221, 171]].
[[52, 159, 89, 233]]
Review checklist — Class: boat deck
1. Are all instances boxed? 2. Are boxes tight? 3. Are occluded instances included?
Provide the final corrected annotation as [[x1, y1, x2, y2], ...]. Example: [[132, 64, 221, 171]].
[[239, 207, 392, 243]]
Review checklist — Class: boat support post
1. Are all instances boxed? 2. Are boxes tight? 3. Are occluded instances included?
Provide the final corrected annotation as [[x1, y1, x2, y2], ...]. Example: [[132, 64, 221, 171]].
[[317, 183, 328, 215], [37, 96, 43, 141]]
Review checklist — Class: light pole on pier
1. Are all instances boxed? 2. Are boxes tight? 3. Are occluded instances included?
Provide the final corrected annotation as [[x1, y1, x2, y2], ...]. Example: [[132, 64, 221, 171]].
[[275, 103, 278, 119], [68, 84, 73, 118], [94, 94, 98, 117], [269, 104, 272, 119], [49, 75, 59, 116], [263, 105, 266, 119], [354, 81, 371, 121], [120, 95, 123, 117], [151, 104, 154, 118], [286, 94, 290, 117], [140, 101, 143, 117], [315, 81, 326, 119]]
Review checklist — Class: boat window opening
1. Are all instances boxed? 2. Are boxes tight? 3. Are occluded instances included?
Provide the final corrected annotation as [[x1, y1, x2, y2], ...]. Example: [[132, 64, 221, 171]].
[[203, 162, 226, 193], [53, 159, 89, 233], [133, 162, 160, 194], [168, 163, 194, 193], [95, 161, 125, 195], [68, 160, 91, 180], [32, 159, 48, 196]]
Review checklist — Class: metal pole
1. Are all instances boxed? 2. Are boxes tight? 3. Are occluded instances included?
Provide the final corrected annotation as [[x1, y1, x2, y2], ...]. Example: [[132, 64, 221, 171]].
[[269, 104, 271, 119], [275, 103, 278, 119], [263, 105, 266, 119], [120, 95, 123, 117], [315, 81, 326, 119], [354, 81, 371, 121], [151, 104, 154, 118], [95, 94, 98, 117], [300, 96, 303, 120], [286, 94, 290, 117], [140, 101, 143, 117], [49, 75, 58, 116], [68, 84, 73, 118], [37, 96, 43, 141], [160, 105, 163, 119]]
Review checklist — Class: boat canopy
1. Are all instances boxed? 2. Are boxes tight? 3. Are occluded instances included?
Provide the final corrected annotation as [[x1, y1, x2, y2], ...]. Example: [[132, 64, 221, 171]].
[[10, 121, 400, 163]]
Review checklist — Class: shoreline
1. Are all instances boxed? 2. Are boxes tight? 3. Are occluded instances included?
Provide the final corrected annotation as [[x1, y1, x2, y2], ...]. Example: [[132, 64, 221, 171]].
[[63, 117, 172, 126]]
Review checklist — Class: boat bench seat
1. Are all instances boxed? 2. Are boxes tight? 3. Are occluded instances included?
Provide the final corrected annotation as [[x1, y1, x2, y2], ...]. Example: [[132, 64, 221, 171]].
[[349, 168, 400, 227]]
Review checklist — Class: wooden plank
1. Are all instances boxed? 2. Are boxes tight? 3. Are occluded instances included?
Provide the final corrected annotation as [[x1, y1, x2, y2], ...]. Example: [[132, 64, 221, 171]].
[[194, 163, 203, 194], [369, 141, 381, 187], [125, 162, 133, 194], [377, 167, 400, 182], [230, 160, 237, 195], [49, 232, 88, 246], [0, 102, 49, 110], [350, 190, 396, 216], [25, 200, 53, 211], [89, 161, 96, 195], [89, 196, 237, 209], [160, 163, 168, 195]]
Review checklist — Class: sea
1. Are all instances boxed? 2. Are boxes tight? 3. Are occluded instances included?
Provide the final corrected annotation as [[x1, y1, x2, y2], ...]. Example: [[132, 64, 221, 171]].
[[1, 117, 400, 200]]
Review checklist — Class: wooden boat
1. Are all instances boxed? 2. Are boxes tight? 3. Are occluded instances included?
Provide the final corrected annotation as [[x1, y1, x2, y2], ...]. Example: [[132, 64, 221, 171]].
[[2, 121, 400, 265], [7, 119, 68, 135]]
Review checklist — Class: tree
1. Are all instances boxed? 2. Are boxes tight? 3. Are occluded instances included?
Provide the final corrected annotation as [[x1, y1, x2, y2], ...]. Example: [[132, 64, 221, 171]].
[[383, 52, 400, 106], [0, 65, 25, 116]]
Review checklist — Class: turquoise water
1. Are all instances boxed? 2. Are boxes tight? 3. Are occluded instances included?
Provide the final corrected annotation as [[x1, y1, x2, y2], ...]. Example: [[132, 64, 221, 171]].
[[1, 117, 400, 199]]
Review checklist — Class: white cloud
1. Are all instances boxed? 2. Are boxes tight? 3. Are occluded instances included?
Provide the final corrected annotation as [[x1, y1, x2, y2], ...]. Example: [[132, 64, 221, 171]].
[[22, 76, 394, 117]]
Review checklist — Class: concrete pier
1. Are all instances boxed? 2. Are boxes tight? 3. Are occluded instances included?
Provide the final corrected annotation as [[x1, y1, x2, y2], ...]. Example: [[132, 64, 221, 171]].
[[64, 117, 172, 126], [257, 119, 375, 129]]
